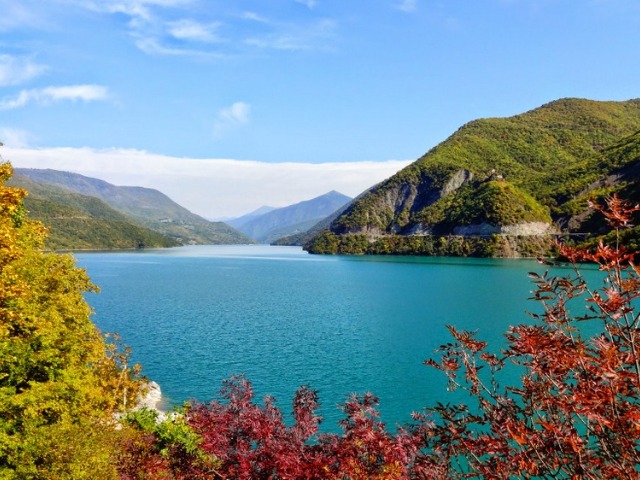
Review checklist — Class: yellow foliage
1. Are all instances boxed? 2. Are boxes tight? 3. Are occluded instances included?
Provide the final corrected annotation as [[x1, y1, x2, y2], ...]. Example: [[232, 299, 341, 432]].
[[0, 162, 142, 478]]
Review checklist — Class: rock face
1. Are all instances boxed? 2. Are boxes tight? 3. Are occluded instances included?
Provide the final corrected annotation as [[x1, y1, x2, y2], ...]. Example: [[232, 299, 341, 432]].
[[137, 381, 163, 411], [132, 380, 169, 422], [500, 222, 554, 236], [441, 169, 474, 197], [453, 221, 553, 236]]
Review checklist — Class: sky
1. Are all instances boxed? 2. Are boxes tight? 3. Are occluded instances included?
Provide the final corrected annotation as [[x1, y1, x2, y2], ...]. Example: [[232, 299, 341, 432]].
[[1, 0, 639, 218]]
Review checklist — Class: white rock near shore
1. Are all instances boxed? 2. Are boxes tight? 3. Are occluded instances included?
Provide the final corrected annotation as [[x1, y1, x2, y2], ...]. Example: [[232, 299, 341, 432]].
[[134, 380, 168, 421], [138, 381, 163, 410]]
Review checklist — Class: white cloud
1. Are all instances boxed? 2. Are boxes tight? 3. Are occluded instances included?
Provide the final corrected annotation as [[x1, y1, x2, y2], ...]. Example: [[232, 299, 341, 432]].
[[213, 101, 251, 138], [0, 84, 109, 110], [72, 0, 337, 56], [72, 0, 213, 56], [0, 55, 48, 87], [4, 146, 413, 218], [134, 36, 223, 58]]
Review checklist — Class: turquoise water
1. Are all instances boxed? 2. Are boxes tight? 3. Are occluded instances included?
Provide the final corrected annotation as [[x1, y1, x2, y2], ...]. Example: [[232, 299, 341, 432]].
[[76, 245, 562, 432]]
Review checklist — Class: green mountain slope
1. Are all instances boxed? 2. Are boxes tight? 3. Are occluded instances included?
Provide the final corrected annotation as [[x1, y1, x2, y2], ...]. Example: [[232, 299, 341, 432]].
[[9, 174, 179, 250], [306, 98, 640, 256], [13, 169, 251, 246]]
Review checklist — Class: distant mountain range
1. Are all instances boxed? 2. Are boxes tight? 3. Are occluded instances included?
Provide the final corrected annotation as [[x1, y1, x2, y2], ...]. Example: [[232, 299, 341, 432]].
[[305, 98, 640, 257], [226, 206, 277, 229], [10, 169, 251, 250], [228, 191, 352, 244]]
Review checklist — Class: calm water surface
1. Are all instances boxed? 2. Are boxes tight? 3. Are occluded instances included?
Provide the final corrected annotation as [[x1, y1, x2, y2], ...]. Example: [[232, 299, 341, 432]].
[[76, 245, 567, 432]]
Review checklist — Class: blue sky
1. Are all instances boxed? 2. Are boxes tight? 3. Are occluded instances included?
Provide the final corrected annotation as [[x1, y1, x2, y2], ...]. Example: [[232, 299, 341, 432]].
[[1, 0, 639, 217]]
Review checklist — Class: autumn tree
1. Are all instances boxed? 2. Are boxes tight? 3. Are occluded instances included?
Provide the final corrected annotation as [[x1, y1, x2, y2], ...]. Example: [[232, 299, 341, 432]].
[[0, 161, 141, 479]]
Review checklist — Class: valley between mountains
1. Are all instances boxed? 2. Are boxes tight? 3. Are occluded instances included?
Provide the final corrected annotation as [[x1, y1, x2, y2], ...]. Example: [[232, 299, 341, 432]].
[[9, 97, 640, 256]]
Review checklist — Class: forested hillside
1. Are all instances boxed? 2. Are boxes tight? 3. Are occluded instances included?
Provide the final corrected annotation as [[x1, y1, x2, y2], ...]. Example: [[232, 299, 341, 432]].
[[306, 98, 640, 256], [9, 174, 178, 250], [11, 169, 251, 248]]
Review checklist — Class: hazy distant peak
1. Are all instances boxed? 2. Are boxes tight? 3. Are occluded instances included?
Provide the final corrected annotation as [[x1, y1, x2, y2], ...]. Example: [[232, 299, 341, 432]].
[[233, 190, 352, 243]]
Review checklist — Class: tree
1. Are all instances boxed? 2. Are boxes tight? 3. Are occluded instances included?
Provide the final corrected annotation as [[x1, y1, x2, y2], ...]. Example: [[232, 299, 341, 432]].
[[0, 162, 141, 479], [420, 194, 640, 478]]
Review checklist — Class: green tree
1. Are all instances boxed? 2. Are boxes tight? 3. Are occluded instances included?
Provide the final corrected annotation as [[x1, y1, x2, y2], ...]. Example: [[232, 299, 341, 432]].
[[0, 162, 141, 479]]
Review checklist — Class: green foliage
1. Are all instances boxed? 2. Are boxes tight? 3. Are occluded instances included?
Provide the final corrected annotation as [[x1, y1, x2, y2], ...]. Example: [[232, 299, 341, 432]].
[[305, 230, 340, 254], [332, 162, 461, 233], [415, 179, 551, 232], [0, 162, 142, 478], [449, 180, 551, 226], [125, 407, 203, 458], [25, 197, 179, 250], [305, 230, 551, 258]]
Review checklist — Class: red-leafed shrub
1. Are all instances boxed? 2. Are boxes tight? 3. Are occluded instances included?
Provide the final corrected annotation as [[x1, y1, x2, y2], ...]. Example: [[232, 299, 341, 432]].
[[187, 376, 322, 479], [186, 377, 423, 479]]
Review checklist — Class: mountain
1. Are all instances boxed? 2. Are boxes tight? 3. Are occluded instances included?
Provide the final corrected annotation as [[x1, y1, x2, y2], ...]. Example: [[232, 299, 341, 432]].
[[234, 191, 352, 244], [272, 195, 364, 247], [226, 206, 277, 229], [12, 169, 252, 247], [305, 98, 640, 257], [10, 173, 179, 250]]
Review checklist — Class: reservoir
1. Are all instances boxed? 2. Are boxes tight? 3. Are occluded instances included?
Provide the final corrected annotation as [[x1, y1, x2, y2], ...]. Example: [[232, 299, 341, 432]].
[[77, 245, 564, 432]]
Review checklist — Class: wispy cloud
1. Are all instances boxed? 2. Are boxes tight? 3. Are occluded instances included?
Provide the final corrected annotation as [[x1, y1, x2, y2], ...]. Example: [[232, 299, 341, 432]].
[[134, 36, 223, 58], [213, 102, 251, 139], [0, 84, 109, 110], [5, 146, 413, 218], [245, 18, 337, 51], [0, 0, 47, 31], [294, 0, 318, 9], [394, 0, 418, 13], [68, 0, 338, 57], [241, 11, 272, 24], [71, 0, 213, 56], [166, 19, 222, 43], [71, 0, 193, 21], [0, 55, 47, 87]]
